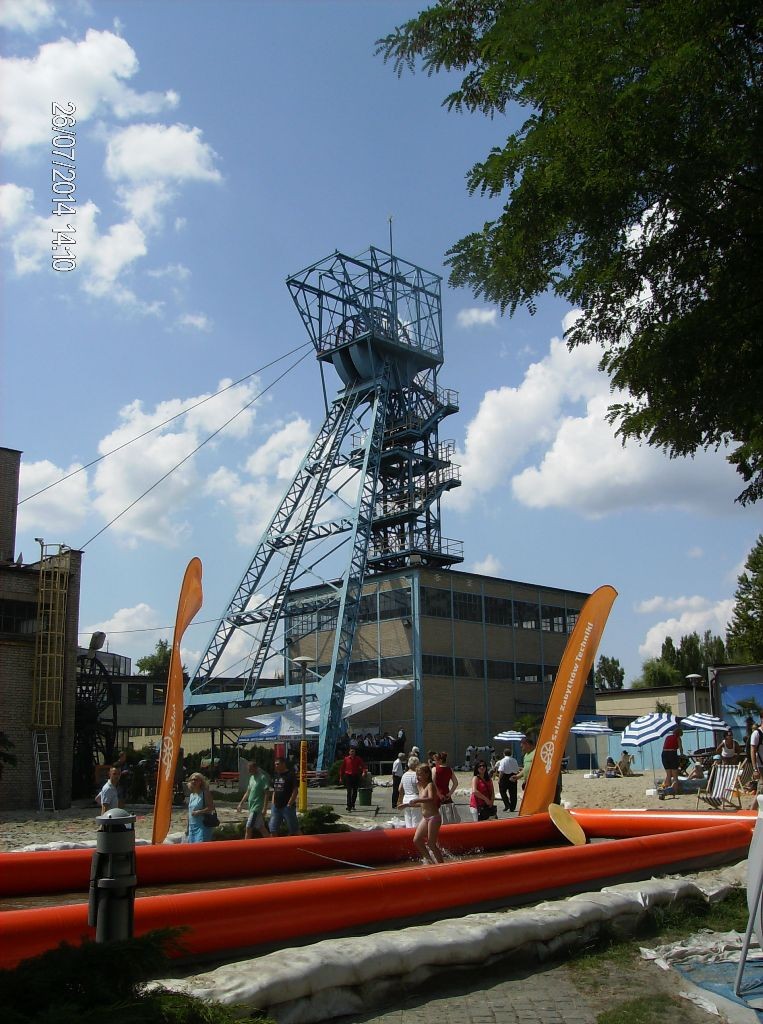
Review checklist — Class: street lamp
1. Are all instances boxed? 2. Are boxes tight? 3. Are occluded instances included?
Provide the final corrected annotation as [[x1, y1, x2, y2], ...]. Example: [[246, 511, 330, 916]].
[[292, 656, 312, 813], [686, 673, 702, 715]]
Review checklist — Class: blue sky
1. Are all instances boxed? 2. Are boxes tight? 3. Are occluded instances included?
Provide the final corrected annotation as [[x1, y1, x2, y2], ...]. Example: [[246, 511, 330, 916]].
[[1, 0, 758, 688]]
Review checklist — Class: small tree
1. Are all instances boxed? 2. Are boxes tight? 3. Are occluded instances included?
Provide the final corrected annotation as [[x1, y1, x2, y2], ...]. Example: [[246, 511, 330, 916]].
[[727, 534, 763, 663], [594, 655, 624, 691], [632, 658, 682, 689], [136, 639, 172, 679]]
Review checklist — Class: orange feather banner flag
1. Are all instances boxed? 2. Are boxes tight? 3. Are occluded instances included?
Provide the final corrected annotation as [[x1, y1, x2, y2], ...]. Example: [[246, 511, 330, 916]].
[[151, 557, 203, 844], [519, 584, 617, 816]]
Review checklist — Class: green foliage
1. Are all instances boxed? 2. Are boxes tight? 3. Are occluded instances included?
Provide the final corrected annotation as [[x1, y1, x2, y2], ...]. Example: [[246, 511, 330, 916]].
[[0, 731, 17, 781], [378, 1, 763, 503], [660, 630, 727, 678], [299, 804, 351, 834], [655, 699, 673, 714], [631, 658, 682, 689], [594, 655, 624, 690], [596, 995, 681, 1024], [727, 534, 763, 662], [328, 758, 343, 785], [211, 819, 245, 841], [514, 713, 541, 737], [136, 639, 172, 679], [0, 930, 273, 1024]]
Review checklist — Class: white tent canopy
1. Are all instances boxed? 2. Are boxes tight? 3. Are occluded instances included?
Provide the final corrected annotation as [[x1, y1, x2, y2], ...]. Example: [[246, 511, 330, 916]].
[[246, 677, 413, 729]]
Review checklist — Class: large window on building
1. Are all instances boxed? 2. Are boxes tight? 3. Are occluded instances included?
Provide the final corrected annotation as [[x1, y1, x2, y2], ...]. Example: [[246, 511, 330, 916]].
[[484, 596, 512, 625], [422, 653, 453, 676], [379, 587, 411, 620], [486, 659, 514, 679], [455, 656, 483, 678], [453, 590, 482, 622], [380, 655, 413, 677], [127, 683, 147, 705], [152, 685, 166, 706], [515, 662, 541, 682], [541, 605, 567, 632], [421, 587, 452, 618], [567, 609, 580, 632], [0, 598, 37, 634], [514, 601, 539, 630], [357, 594, 377, 624]]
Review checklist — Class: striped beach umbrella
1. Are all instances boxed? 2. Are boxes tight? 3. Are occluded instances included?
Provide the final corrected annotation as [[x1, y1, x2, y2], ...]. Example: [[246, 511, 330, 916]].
[[494, 731, 526, 742], [680, 712, 729, 731], [621, 713, 678, 748]]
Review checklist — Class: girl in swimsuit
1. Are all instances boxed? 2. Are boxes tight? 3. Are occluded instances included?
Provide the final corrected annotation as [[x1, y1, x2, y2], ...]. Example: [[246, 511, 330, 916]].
[[408, 764, 444, 865]]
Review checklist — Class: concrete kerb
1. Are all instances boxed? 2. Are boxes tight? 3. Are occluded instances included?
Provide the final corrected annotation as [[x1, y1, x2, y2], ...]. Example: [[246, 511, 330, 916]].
[[152, 861, 747, 1024]]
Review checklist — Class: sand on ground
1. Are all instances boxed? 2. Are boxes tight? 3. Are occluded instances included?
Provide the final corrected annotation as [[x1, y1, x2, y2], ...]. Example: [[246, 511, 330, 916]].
[[0, 769, 750, 853]]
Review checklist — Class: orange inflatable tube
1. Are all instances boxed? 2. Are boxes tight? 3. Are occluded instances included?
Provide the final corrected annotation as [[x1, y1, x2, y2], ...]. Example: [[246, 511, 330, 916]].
[[0, 808, 753, 897], [0, 820, 751, 970]]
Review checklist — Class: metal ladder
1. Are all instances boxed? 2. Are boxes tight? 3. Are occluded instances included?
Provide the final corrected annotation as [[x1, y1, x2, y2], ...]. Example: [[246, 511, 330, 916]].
[[33, 731, 56, 812]]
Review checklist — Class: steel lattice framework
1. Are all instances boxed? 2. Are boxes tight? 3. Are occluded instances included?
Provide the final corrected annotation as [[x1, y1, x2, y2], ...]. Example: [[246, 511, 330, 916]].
[[184, 246, 462, 768]]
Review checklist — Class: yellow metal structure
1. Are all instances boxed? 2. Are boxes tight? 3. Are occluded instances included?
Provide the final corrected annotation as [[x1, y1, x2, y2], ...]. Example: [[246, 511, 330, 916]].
[[32, 544, 71, 728]]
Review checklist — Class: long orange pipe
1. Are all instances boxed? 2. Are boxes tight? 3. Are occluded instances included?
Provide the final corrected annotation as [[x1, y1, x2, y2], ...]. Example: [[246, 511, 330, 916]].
[[0, 820, 751, 970], [0, 808, 752, 897]]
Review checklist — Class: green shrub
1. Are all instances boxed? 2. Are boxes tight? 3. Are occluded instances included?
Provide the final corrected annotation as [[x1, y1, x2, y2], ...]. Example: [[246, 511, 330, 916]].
[[299, 804, 350, 834], [0, 930, 274, 1024]]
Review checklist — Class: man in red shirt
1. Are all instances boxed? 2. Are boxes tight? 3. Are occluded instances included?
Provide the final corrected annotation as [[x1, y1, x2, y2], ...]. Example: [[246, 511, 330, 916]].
[[339, 749, 366, 811]]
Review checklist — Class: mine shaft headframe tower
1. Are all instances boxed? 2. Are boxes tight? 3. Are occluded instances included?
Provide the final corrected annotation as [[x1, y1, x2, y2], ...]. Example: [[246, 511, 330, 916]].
[[184, 246, 462, 768]]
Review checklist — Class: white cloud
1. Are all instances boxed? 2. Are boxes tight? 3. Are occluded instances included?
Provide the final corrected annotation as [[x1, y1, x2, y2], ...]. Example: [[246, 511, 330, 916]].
[[176, 312, 212, 332], [17, 458, 91, 534], [84, 603, 168, 666], [471, 554, 503, 576], [635, 595, 713, 615], [638, 598, 735, 659], [687, 546, 704, 559], [206, 417, 313, 545], [148, 263, 191, 281], [0, 30, 178, 153], [456, 307, 498, 329], [451, 318, 744, 518], [0, 183, 34, 228], [0, 0, 55, 33], [105, 123, 221, 184], [90, 379, 261, 546]]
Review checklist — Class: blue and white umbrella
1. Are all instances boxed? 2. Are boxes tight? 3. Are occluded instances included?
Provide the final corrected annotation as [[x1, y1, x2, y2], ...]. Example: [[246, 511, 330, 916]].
[[680, 713, 729, 731], [621, 713, 678, 748], [571, 722, 614, 772]]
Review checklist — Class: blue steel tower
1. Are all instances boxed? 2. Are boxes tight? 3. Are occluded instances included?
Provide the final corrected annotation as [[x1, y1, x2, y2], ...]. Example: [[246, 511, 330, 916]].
[[184, 246, 461, 767]]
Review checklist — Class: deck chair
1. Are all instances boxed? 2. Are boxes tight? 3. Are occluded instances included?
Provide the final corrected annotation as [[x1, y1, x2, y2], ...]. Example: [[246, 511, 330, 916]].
[[697, 761, 747, 810]]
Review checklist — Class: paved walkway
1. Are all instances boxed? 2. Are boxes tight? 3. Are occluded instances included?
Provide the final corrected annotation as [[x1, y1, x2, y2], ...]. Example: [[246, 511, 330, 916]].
[[341, 959, 598, 1024]]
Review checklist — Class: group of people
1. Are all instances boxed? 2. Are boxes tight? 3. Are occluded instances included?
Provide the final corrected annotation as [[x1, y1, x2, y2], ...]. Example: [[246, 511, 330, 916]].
[[659, 715, 763, 802], [388, 737, 540, 864]]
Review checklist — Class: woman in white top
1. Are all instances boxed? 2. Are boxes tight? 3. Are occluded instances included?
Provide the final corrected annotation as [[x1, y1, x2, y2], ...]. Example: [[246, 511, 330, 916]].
[[716, 729, 741, 762], [397, 756, 423, 828]]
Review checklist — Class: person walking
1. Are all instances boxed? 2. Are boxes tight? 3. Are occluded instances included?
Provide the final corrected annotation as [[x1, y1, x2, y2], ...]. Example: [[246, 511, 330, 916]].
[[659, 726, 683, 798], [496, 747, 520, 812], [408, 764, 444, 864], [391, 749, 406, 809], [432, 751, 460, 823], [339, 747, 367, 811], [397, 755, 423, 828], [469, 761, 496, 821], [186, 773, 217, 843], [236, 760, 272, 839], [96, 766, 121, 814], [269, 757, 300, 835]]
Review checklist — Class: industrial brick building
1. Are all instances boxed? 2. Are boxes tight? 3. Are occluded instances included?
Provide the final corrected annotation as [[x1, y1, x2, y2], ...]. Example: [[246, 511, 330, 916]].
[[0, 447, 83, 810]]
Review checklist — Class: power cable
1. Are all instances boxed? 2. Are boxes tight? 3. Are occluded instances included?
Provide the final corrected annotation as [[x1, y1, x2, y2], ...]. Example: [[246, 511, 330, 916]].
[[79, 347, 312, 548], [19, 341, 312, 505]]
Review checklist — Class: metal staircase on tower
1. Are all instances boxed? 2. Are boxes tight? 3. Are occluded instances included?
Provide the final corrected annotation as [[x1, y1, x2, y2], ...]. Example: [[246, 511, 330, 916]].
[[184, 246, 462, 767]]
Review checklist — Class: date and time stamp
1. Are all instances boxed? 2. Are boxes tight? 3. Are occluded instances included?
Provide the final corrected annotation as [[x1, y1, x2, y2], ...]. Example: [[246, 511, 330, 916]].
[[51, 102, 77, 272]]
